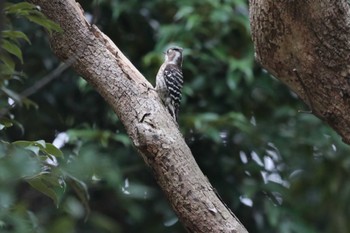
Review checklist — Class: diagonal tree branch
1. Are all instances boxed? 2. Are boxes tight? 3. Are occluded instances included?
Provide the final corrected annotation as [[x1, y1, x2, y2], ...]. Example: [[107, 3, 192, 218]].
[[27, 0, 248, 232]]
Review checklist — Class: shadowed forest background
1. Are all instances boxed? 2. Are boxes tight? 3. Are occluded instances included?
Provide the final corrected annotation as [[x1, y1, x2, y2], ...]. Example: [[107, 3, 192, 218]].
[[1, 0, 350, 233]]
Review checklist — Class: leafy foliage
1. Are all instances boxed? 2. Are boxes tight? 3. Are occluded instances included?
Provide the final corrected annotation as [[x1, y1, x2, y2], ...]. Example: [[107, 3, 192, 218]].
[[1, 0, 350, 233], [0, 2, 89, 232]]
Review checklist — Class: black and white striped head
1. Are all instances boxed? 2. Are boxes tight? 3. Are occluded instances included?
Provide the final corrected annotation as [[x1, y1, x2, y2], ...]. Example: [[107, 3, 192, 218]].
[[165, 47, 183, 67]]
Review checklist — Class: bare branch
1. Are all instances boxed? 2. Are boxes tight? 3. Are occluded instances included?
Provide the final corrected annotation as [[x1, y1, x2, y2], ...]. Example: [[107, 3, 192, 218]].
[[21, 56, 76, 97], [0, 56, 76, 118]]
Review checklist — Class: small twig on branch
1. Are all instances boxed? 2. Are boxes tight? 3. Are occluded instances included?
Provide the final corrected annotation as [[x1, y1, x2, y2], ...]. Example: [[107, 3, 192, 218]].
[[21, 55, 77, 97], [0, 55, 77, 118]]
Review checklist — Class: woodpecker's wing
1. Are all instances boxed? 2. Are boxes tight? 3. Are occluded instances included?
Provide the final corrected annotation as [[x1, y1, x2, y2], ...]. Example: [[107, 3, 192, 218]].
[[163, 64, 184, 108]]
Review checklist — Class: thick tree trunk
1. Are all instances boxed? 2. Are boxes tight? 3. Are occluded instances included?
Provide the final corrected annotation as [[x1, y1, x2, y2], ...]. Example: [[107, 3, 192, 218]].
[[28, 0, 248, 232], [249, 0, 350, 144]]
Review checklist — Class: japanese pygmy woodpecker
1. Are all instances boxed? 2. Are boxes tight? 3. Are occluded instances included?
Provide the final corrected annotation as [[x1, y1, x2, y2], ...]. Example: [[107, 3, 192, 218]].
[[155, 47, 184, 122]]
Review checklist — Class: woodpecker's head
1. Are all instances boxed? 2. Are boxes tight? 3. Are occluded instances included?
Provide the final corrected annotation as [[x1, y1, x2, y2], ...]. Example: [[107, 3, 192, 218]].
[[165, 47, 183, 66]]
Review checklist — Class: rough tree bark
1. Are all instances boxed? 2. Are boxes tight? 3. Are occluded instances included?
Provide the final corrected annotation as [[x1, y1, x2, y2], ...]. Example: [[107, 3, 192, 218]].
[[249, 0, 350, 144], [28, 0, 248, 232]]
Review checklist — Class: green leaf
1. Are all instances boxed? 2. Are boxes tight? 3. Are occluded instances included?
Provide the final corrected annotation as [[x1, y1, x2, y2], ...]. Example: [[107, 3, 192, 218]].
[[1, 39, 24, 63], [45, 143, 63, 158], [26, 173, 65, 207], [0, 63, 15, 77], [0, 118, 13, 130], [25, 145, 40, 155], [185, 14, 201, 30], [0, 53, 15, 71], [2, 30, 31, 44], [66, 174, 90, 218], [67, 129, 100, 141], [4, 2, 36, 15], [13, 140, 63, 158], [26, 14, 62, 34], [12, 140, 32, 148], [226, 72, 238, 91], [228, 58, 254, 83], [12, 141, 40, 155], [174, 6, 194, 20], [34, 140, 46, 148], [5, 2, 62, 34]]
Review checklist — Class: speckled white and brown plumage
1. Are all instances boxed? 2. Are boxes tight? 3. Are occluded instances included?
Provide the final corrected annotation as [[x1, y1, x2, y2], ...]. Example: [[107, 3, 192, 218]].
[[156, 47, 184, 122]]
